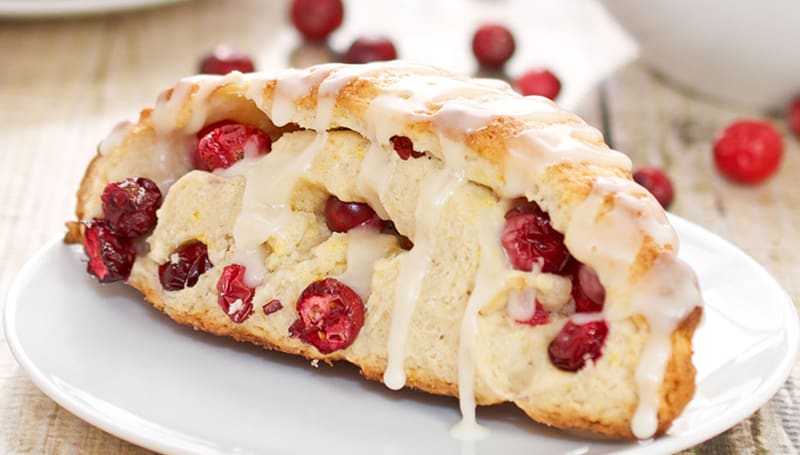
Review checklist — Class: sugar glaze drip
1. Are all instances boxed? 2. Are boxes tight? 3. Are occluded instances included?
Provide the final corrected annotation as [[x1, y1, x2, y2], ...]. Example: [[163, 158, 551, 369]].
[[141, 62, 702, 441]]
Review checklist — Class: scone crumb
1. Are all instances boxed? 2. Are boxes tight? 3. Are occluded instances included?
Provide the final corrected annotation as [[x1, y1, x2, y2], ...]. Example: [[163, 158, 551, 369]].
[[311, 359, 320, 368]]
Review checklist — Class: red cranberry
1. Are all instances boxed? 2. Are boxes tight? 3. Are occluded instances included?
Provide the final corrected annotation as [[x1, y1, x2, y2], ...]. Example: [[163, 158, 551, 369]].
[[501, 200, 570, 273], [515, 69, 562, 100], [199, 47, 255, 75], [195, 122, 271, 171], [632, 167, 674, 209], [342, 36, 398, 64], [548, 320, 608, 372], [263, 299, 284, 316], [158, 242, 213, 291], [713, 120, 783, 184], [471, 24, 515, 69], [290, 0, 344, 41], [789, 96, 800, 138], [84, 219, 136, 283], [216, 264, 255, 323], [390, 136, 425, 160], [325, 195, 382, 232], [574, 264, 604, 312], [515, 300, 550, 326], [101, 177, 162, 238], [289, 278, 365, 354]]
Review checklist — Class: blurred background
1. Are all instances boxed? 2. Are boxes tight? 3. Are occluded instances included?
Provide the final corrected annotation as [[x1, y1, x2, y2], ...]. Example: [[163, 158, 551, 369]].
[[1, 0, 798, 453]]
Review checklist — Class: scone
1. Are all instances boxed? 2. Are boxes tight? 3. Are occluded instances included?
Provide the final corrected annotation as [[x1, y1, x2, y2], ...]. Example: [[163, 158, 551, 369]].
[[66, 61, 703, 439]]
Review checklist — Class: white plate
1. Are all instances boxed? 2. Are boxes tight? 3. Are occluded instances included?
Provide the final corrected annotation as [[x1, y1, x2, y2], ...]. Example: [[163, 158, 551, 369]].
[[4, 215, 798, 454], [0, 0, 188, 18]]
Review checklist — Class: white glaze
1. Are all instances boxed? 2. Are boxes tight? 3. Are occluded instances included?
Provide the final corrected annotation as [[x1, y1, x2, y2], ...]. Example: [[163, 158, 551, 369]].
[[227, 132, 327, 286], [335, 229, 397, 299], [506, 287, 539, 322], [453, 209, 509, 440], [383, 150, 466, 390], [565, 177, 701, 439], [136, 62, 702, 440]]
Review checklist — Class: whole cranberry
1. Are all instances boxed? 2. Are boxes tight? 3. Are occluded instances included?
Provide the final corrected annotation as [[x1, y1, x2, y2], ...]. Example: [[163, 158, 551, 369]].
[[713, 120, 783, 184], [101, 177, 162, 238], [84, 219, 136, 283], [325, 195, 382, 232], [515, 69, 562, 100], [548, 319, 608, 372], [289, 278, 365, 354], [390, 135, 425, 160], [195, 122, 271, 171], [342, 37, 398, 64], [199, 47, 255, 74], [159, 242, 213, 291], [471, 24, 515, 69], [216, 264, 256, 323], [575, 264, 605, 311], [501, 200, 570, 274], [290, 0, 344, 41], [632, 167, 674, 209], [788, 96, 800, 138]]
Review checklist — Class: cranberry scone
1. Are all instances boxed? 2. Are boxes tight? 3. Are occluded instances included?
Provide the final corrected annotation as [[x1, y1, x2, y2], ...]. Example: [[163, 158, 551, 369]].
[[66, 62, 702, 439]]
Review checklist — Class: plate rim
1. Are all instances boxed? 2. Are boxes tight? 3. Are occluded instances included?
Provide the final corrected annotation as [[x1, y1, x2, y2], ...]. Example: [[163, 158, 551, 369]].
[[4, 215, 799, 454], [0, 0, 189, 18]]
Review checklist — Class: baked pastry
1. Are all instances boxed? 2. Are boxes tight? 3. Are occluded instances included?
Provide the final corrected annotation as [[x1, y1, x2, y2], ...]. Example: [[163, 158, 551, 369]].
[[66, 61, 703, 439]]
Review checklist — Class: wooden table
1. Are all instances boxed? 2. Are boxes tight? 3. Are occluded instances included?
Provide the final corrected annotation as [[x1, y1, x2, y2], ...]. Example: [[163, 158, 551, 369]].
[[1, 0, 797, 453]]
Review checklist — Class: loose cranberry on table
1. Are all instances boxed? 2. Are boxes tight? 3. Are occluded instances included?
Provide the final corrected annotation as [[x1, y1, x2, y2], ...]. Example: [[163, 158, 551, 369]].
[[390, 135, 425, 160], [289, 278, 365, 354], [713, 120, 783, 184], [515, 69, 562, 100], [216, 264, 256, 323], [548, 319, 608, 372], [159, 242, 214, 291], [501, 199, 571, 274], [84, 219, 137, 283], [325, 195, 383, 232], [342, 37, 397, 64], [290, 0, 344, 41], [788, 96, 800, 138], [632, 166, 674, 209], [195, 122, 272, 171], [101, 177, 162, 238], [471, 24, 515, 69], [199, 47, 255, 75]]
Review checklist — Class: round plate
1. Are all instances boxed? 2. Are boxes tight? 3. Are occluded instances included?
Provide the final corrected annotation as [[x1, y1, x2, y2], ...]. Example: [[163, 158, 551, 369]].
[[0, 0, 189, 18], [4, 215, 798, 454]]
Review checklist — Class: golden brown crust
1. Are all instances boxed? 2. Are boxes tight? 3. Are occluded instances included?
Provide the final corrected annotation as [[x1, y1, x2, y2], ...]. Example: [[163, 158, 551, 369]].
[[69, 63, 703, 439]]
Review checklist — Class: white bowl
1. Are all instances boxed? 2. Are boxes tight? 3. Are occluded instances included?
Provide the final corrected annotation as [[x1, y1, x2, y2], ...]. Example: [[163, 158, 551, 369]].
[[599, 0, 800, 111]]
